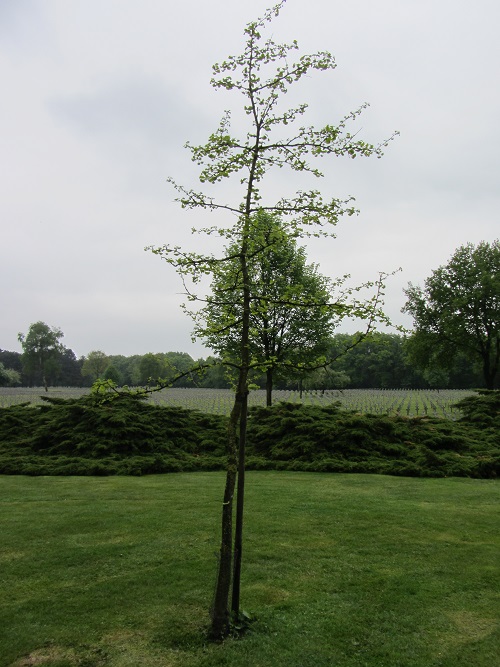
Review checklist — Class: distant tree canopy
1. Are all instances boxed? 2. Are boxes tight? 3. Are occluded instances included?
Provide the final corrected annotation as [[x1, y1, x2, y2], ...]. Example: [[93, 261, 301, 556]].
[[103, 364, 122, 385], [403, 240, 500, 390], [0, 349, 22, 375], [0, 362, 21, 387], [18, 321, 65, 391], [81, 350, 109, 383], [318, 332, 483, 390], [0, 330, 489, 391]]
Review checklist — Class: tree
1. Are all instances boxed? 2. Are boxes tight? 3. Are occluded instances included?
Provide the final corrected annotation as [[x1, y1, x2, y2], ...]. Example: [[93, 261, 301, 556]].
[[195, 357, 232, 388], [403, 240, 500, 389], [138, 353, 165, 385], [103, 364, 122, 385], [18, 321, 64, 391], [326, 332, 412, 388], [199, 211, 336, 405], [106, 355, 133, 385], [81, 350, 109, 383], [0, 362, 21, 387], [302, 366, 351, 391], [150, 1, 395, 638], [58, 347, 83, 386], [0, 349, 23, 376], [164, 352, 196, 386]]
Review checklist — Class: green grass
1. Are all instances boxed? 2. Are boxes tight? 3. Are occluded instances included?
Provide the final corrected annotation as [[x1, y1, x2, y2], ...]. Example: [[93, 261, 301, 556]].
[[1, 473, 499, 666]]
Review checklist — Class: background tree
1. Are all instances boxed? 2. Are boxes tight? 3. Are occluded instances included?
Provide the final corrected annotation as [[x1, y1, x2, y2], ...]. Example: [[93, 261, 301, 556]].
[[103, 364, 122, 385], [403, 240, 500, 389], [326, 332, 412, 389], [138, 352, 197, 386], [404, 335, 483, 388], [302, 366, 351, 392], [150, 0, 395, 638], [195, 357, 232, 388], [105, 355, 130, 385], [164, 352, 196, 386], [81, 350, 109, 383], [18, 321, 64, 391], [138, 353, 165, 385], [0, 350, 23, 377], [200, 212, 336, 405], [57, 347, 83, 386], [0, 362, 21, 386]]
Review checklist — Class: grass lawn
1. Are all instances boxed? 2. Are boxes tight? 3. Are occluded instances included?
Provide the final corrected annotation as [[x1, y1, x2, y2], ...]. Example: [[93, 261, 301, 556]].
[[1, 472, 498, 667]]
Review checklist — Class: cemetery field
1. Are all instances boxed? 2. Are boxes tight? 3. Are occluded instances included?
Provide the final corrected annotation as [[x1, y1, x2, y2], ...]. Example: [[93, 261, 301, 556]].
[[1, 472, 498, 667], [0, 387, 475, 419]]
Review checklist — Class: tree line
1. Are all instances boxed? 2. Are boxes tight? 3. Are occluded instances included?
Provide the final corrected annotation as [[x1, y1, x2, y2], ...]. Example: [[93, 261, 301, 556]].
[[0, 324, 491, 391]]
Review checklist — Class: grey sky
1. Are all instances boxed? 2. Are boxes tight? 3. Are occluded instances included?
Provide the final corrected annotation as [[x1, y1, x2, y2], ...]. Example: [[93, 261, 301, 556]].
[[1, 0, 498, 359]]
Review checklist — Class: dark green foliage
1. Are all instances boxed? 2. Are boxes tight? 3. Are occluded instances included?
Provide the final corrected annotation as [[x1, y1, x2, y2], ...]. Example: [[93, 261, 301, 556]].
[[403, 241, 500, 390], [0, 393, 228, 474], [0, 391, 498, 478], [455, 389, 500, 427], [245, 400, 499, 478]]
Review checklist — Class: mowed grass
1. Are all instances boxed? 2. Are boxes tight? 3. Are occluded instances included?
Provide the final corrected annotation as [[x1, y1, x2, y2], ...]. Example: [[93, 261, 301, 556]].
[[1, 473, 499, 667]]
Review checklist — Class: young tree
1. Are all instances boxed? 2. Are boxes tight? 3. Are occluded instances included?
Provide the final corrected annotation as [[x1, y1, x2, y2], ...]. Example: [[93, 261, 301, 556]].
[[403, 240, 500, 389], [150, 1, 396, 638], [81, 350, 109, 383], [199, 211, 337, 405], [18, 321, 64, 391]]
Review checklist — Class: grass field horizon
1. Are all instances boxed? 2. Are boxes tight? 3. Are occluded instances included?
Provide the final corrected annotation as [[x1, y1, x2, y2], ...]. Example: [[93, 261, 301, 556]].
[[1, 472, 498, 666]]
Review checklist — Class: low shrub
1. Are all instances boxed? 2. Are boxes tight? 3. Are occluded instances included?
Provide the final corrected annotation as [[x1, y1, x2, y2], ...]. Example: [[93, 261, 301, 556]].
[[0, 390, 498, 478]]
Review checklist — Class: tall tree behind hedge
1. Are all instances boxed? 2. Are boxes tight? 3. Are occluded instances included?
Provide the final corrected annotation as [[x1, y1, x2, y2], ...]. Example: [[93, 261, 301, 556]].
[[18, 321, 64, 391], [199, 211, 336, 405], [403, 240, 500, 389], [81, 350, 109, 383]]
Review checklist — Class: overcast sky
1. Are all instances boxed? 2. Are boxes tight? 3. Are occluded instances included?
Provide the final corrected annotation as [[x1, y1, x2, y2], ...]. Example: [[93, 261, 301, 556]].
[[1, 0, 498, 360]]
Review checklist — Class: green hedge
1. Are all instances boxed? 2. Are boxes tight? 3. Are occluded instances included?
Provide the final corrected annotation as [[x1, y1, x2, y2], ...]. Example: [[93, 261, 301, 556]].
[[0, 391, 498, 478]]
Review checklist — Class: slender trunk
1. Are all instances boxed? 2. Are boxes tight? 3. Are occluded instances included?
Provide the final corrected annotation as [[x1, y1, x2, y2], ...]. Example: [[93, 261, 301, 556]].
[[40, 356, 48, 392], [210, 213, 252, 636], [209, 406, 239, 640], [266, 367, 273, 406], [231, 237, 251, 622], [484, 369, 494, 390], [231, 388, 248, 616], [211, 75, 260, 633], [482, 351, 494, 390]]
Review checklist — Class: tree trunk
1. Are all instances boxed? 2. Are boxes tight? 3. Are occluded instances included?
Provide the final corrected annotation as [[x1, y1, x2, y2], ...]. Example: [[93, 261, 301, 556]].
[[482, 348, 496, 390], [265, 368, 273, 406], [231, 388, 248, 616], [230, 301, 251, 622], [210, 210, 253, 637], [209, 409, 239, 640], [484, 369, 494, 390]]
